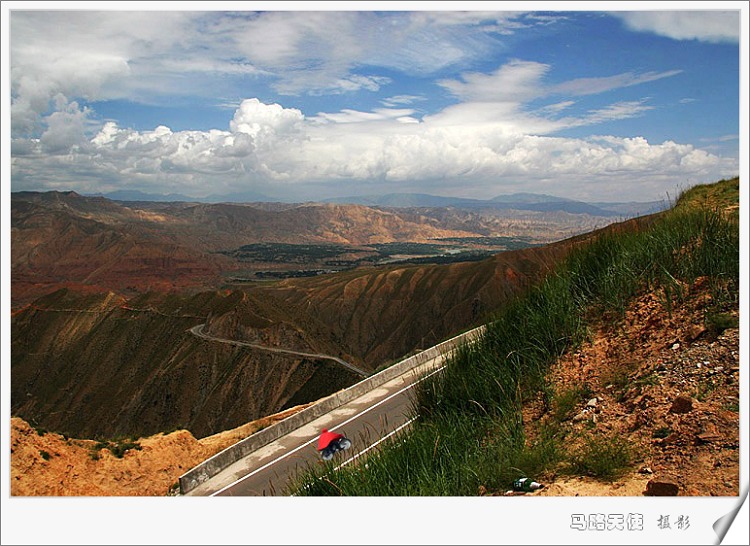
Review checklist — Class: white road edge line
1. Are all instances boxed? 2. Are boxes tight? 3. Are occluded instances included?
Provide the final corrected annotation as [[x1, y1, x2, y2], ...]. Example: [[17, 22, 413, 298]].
[[333, 416, 418, 471], [210, 361, 447, 496]]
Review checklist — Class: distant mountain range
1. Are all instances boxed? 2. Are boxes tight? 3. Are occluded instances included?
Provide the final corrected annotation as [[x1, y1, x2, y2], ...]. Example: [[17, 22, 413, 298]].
[[325, 192, 668, 217], [93, 189, 667, 218], [93, 189, 273, 203]]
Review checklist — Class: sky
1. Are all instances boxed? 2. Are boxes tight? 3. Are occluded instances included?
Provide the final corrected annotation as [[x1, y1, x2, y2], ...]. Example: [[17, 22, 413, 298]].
[[4, 2, 747, 203]]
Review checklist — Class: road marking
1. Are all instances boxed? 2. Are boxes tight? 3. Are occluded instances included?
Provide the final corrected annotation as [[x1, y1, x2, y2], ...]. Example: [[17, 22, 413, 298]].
[[210, 360, 447, 496], [333, 416, 418, 471]]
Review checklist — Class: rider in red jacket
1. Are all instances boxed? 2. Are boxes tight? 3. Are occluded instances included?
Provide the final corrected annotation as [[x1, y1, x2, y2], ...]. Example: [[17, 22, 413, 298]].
[[317, 429, 344, 451]]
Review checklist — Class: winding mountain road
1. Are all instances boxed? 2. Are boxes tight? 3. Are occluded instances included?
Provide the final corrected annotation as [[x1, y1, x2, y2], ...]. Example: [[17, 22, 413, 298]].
[[180, 325, 486, 496], [189, 323, 369, 377], [184, 354, 446, 496]]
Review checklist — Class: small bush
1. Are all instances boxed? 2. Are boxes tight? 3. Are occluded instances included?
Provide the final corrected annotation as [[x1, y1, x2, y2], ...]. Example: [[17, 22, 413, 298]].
[[39, 450, 51, 461], [91, 439, 142, 458], [109, 441, 142, 459], [705, 312, 738, 336], [552, 384, 592, 421], [652, 427, 671, 439], [568, 435, 633, 480]]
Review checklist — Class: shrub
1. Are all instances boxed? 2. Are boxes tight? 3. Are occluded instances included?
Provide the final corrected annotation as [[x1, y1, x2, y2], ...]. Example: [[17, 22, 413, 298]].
[[568, 435, 633, 480], [552, 385, 592, 421]]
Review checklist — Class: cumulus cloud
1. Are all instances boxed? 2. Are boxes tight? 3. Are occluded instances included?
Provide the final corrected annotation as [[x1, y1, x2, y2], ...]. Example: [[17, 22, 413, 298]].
[[9, 11, 737, 202], [230, 98, 304, 140], [11, 91, 734, 202], [615, 11, 740, 43]]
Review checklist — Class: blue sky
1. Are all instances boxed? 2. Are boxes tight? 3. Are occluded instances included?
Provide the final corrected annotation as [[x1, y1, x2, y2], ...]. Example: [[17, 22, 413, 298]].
[[5, 2, 746, 202]]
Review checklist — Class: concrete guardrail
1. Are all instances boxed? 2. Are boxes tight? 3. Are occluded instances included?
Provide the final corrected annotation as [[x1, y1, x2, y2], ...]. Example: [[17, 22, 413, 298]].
[[178, 324, 487, 494]]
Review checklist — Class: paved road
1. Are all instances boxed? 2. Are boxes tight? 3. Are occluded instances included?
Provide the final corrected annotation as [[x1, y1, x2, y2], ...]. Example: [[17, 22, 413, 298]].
[[189, 323, 369, 377], [185, 356, 445, 496]]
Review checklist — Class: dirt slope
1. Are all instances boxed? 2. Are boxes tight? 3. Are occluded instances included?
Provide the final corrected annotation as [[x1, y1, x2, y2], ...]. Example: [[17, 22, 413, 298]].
[[520, 276, 740, 497], [10, 404, 311, 496]]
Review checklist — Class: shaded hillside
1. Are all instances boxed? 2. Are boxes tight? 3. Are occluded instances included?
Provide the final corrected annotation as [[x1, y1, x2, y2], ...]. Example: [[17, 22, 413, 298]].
[[11, 210, 657, 440], [257, 242, 575, 367], [11, 289, 360, 439]]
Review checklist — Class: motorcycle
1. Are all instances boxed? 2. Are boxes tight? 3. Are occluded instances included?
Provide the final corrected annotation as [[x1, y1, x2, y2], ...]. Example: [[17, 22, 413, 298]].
[[317, 429, 353, 460]]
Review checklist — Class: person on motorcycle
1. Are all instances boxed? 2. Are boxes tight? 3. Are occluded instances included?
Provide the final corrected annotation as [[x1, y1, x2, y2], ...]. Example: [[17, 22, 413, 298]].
[[317, 429, 351, 460]]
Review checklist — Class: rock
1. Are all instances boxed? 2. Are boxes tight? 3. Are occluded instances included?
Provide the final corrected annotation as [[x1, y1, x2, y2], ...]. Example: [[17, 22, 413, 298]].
[[697, 423, 722, 443], [669, 395, 693, 414], [657, 432, 680, 446], [644, 479, 679, 496], [697, 432, 722, 443], [671, 343, 681, 351], [638, 466, 653, 474], [688, 325, 706, 341], [586, 397, 598, 408], [572, 411, 589, 422]]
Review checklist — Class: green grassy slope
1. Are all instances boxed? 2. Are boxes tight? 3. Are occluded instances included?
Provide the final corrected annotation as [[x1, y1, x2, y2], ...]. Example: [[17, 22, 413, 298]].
[[291, 177, 740, 495]]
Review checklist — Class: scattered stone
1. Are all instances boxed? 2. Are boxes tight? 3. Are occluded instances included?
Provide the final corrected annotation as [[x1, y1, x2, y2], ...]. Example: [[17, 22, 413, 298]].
[[669, 395, 693, 414], [688, 325, 706, 341], [657, 432, 680, 446], [671, 343, 681, 351], [586, 397, 598, 408], [644, 479, 679, 496], [638, 466, 653, 475], [572, 411, 589, 422], [697, 432, 722, 443], [697, 423, 722, 443]]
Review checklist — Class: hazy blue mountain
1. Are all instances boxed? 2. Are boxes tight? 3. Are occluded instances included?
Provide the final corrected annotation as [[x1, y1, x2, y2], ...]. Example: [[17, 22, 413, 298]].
[[325, 191, 647, 217], [489, 192, 576, 204], [98, 190, 200, 202], [96, 189, 273, 203], [325, 193, 487, 207], [92, 188, 665, 217]]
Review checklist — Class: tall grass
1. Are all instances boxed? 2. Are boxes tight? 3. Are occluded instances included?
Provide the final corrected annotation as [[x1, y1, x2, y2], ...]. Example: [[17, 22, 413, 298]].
[[290, 185, 739, 496]]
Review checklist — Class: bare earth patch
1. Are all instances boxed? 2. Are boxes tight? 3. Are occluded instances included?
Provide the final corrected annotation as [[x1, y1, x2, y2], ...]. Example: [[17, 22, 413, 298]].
[[10, 404, 311, 496], [520, 276, 740, 497]]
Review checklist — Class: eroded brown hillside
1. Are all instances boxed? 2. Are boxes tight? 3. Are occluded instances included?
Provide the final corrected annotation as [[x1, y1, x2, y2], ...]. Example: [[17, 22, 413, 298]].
[[10, 404, 311, 496], [11, 212, 657, 441]]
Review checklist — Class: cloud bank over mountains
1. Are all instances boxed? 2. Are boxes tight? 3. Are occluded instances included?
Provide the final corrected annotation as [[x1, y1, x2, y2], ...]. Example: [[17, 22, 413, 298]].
[[8, 9, 741, 201]]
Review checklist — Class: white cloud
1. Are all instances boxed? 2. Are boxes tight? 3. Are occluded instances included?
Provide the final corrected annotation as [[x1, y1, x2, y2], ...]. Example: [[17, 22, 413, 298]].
[[552, 70, 682, 97], [439, 60, 550, 103], [230, 98, 304, 140], [11, 93, 734, 202], [380, 95, 427, 107], [312, 108, 417, 124], [10, 10, 550, 132], [8, 9, 738, 203], [615, 11, 740, 43]]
